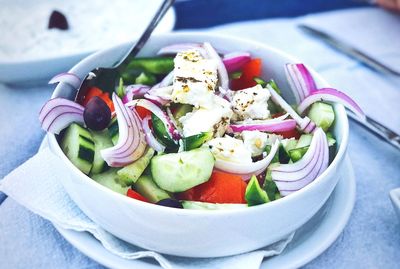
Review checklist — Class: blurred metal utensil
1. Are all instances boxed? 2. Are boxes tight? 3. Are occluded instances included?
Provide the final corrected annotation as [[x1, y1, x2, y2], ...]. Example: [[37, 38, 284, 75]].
[[298, 24, 400, 77], [348, 113, 400, 151], [76, 0, 175, 96]]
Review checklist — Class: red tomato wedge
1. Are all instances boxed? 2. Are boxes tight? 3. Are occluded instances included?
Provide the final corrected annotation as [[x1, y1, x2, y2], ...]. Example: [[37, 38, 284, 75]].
[[230, 58, 262, 91], [127, 189, 149, 203], [177, 171, 247, 204], [135, 106, 152, 120]]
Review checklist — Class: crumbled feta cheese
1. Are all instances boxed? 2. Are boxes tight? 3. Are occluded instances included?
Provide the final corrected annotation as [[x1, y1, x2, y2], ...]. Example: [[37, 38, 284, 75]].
[[171, 49, 218, 108], [242, 131, 282, 157], [179, 95, 232, 137], [207, 136, 252, 163], [231, 84, 271, 121]]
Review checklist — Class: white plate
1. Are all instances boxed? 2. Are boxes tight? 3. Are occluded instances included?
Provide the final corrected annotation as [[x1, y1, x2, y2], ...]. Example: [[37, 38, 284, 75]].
[[0, 0, 175, 85], [48, 136, 355, 269]]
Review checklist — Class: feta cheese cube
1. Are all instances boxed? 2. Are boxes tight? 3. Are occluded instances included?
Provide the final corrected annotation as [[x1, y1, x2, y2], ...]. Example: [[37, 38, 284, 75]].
[[171, 49, 218, 108], [179, 95, 233, 137], [207, 136, 252, 164], [231, 84, 271, 121], [242, 130, 281, 157]]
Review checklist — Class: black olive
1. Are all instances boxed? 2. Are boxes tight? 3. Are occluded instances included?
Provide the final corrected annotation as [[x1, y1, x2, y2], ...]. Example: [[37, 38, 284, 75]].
[[48, 10, 69, 30], [156, 198, 183, 209], [83, 97, 111, 131]]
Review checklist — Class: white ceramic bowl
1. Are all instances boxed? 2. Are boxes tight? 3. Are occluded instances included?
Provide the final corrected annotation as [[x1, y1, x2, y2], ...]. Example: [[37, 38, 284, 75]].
[[48, 32, 349, 258]]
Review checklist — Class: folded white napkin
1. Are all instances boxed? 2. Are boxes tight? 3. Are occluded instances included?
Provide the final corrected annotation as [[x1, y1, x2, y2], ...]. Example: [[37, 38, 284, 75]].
[[0, 141, 294, 269]]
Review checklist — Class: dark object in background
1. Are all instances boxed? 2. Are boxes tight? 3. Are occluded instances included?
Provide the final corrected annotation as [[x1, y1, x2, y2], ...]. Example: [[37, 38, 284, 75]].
[[48, 10, 69, 30]]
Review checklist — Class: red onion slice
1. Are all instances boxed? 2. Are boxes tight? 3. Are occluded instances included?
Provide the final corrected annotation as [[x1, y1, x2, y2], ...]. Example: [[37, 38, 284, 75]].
[[203, 42, 230, 90], [39, 98, 85, 134], [222, 52, 251, 73], [125, 99, 179, 140], [214, 140, 280, 180], [122, 85, 151, 103], [101, 94, 146, 167], [268, 86, 314, 133], [142, 116, 166, 152], [157, 43, 208, 58], [229, 119, 296, 133], [285, 63, 317, 103], [48, 72, 81, 89], [271, 128, 329, 196], [297, 88, 365, 120]]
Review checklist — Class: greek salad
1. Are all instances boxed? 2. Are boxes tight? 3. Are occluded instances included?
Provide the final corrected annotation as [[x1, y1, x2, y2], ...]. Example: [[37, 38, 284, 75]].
[[39, 42, 364, 210]]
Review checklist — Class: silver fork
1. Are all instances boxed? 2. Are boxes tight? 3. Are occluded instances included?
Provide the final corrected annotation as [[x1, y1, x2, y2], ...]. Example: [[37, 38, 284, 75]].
[[77, 0, 175, 95]]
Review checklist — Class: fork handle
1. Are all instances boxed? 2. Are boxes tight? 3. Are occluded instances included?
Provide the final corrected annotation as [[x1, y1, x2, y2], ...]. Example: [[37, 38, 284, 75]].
[[348, 113, 400, 151], [114, 0, 175, 68]]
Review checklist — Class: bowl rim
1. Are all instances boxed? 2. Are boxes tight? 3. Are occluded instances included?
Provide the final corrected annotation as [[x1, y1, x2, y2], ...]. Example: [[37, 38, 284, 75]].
[[48, 31, 349, 216]]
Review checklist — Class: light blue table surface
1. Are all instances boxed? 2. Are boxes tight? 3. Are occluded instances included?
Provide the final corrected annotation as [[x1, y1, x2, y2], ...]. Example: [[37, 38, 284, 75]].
[[1, 7, 399, 269]]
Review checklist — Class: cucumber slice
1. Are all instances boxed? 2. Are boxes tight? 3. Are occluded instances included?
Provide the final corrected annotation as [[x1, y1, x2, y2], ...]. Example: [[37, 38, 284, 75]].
[[91, 169, 129, 194], [151, 113, 178, 150], [60, 123, 94, 175], [135, 72, 157, 86], [108, 117, 119, 145], [296, 134, 313, 148], [183, 132, 213, 151], [245, 175, 270, 206], [281, 138, 298, 152], [307, 102, 335, 131], [263, 163, 281, 201], [90, 130, 113, 174], [287, 134, 313, 163], [289, 146, 309, 163], [172, 104, 193, 120], [182, 201, 247, 210], [117, 147, 155, 185], [151, 148, 215, 192], [133, 175, 170, 203], [126, 57, 174, 75]]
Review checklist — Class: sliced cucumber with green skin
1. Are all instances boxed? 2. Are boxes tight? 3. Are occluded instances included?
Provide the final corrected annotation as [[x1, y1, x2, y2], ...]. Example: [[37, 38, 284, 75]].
[[307, 102, 335, 131], [91, 169, 129, 194], [120, 69, 142, 84], [263, 163, 281, 201], [287, 134, 313, 163], [245, 175, 270, 206], [108, 117, 119, 145], [183, 132, 213, 151], [172, 104, 193, 120], [289, 146, 309, 162], [297, 134, 313, 148], [117, 147, 155, 185], [151, 113, 178, 150], [126, 57, 174, 75], [133, 175, 170, 203], [182, 201, 247, 210], [61, 123, 94, 175], [135, 72, 157, 86], [281, 138, 298, 152], [90, 130, 113, 174], [151, 148, 215, 192]]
